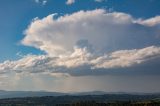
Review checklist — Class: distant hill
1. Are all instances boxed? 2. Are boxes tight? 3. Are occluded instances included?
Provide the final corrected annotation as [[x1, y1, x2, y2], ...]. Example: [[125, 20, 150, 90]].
[[0, 90, 67, 99], [0, 90, 160, 100]]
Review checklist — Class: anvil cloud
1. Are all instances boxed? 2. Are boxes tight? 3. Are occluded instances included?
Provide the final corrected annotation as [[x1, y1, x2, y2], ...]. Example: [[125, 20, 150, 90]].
[[0, 9, 160, 76]]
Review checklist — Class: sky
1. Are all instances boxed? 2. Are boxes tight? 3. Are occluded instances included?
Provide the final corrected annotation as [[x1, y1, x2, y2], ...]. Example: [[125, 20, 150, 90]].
[[0, 0, 160, 93]]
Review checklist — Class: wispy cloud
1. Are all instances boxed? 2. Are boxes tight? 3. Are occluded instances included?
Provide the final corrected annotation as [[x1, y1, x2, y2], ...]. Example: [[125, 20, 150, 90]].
[[35, 0, 47, 5], [66, 0, 75, 5], [65, 0, 107, 5], [95, 0, 107, 3]]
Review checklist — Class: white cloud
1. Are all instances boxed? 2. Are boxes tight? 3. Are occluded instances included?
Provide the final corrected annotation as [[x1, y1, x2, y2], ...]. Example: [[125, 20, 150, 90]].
[[22, 9, 160, 57], [95, 0, 107, 3], [92, 46, 160, 69], [34, 0, 47, 5], [66, 0, 107, 5], [0, 46, 160, 76], [137, 16, 160, 27], [35, 0, 39, 3], [42, 0, 47, 5], [66, 0, 75, 5], [0, 9, 160, 76]]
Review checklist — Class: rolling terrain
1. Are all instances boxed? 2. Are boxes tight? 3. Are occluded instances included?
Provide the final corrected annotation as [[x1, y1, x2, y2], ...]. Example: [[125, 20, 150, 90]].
[[0, 91, 160, 106]]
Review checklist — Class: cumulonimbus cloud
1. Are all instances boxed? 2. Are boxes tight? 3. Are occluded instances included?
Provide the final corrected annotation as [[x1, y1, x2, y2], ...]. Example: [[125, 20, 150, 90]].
[[0, 9, 160, 76], [22, 9, 160, 56]]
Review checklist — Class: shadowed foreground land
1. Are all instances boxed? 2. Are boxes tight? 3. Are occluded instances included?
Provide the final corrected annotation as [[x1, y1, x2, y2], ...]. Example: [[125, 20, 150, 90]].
[[0, 94, 160, 106]]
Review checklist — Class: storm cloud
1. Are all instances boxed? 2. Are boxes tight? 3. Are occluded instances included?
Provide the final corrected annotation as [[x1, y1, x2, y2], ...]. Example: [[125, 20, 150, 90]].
[[0, 9, 160, 76]]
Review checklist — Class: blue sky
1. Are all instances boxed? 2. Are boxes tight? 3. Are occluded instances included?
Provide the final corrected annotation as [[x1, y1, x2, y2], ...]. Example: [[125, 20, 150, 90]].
[[0, 0, 160, 92]]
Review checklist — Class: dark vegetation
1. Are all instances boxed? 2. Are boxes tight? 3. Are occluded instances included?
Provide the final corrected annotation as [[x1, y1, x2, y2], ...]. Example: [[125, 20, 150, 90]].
[[0, 94, 160, 106]]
